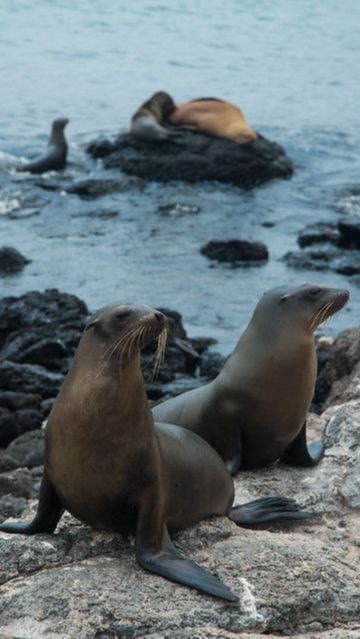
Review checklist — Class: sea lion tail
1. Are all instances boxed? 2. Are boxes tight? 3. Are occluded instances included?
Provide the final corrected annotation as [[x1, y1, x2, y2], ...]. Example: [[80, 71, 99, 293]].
[[229, 496, 311, 526]]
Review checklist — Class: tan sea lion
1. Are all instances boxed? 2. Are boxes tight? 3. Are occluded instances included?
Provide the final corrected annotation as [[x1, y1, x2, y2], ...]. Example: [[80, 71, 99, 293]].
[[167, 97, 257, 144], [153, 284, 350, 475], [18, 118, 69, 174], [0, 302, 308, 600]]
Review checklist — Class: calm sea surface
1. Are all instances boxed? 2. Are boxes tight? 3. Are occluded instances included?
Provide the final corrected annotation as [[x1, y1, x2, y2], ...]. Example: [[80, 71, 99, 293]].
[[0, 0, 359, 353]]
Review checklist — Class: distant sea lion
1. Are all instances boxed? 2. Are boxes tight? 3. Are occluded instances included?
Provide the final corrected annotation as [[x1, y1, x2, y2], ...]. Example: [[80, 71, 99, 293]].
[[167, 97, 257, 144], [153, 284, 350, 474], [128, 91, 180, 142], [18, 117, 69, 174], [0, 302, 308, 600]]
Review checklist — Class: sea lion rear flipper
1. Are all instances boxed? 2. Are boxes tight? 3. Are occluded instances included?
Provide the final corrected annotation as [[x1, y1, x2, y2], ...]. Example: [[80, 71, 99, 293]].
[[281, 422, 325, 467], [0, 470, 64, 535], [135, 497, 238, 602], [229, 496, 311, 526]]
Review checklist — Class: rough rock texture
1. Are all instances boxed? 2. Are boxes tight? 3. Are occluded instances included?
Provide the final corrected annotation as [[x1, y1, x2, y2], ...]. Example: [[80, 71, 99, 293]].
[[0, 400, 359, 638], [315, 326, 360, 409], [0, 246, 30, 275], [297, 223, 340, 248], [201, 239, 269, 264], [285, 219, 360, 279], [86, 131, 294, 188]]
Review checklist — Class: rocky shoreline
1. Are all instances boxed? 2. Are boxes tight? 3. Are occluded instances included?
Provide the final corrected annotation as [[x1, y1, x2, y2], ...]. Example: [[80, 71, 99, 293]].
[[0, 289, 359, 637]]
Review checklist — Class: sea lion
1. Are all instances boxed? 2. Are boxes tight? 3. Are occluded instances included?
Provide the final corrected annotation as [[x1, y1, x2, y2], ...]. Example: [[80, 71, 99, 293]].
[[153, 284, 350, 474], [0, 302, 308, 600], [128, 91, 180, 142], [167, 97, 257, 144], [18, 117, 69, 174]]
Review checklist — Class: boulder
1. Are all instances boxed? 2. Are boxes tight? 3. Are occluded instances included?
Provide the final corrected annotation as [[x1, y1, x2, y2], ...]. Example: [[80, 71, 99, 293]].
[[0, 247, 30, 276], [338, 217, 360, 249], [86, 131, 294, 188], [201, 239, 269, 264], [6, 430, 45, 469], [297, 222, 340, 248]]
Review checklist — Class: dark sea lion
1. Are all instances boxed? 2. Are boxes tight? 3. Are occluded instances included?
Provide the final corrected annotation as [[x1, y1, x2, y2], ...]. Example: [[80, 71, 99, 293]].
[[168, 97, 257, 144], [0, 302, 308, 600], [153, 284, 350, 475], [128, 91, 180, 142], [18, 117, 69, 174]]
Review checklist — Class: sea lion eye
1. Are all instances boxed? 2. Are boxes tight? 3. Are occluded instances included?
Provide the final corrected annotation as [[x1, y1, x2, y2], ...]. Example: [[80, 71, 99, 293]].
[[310, 288, 321, 296], [116, 310, 132, 321], [279, 295, 288, 304]]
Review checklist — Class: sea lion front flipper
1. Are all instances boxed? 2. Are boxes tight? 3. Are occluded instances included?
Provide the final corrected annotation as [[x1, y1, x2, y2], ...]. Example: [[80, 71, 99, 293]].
[[135, 496, 238, 602], [281, 422, 325, 467], [229, 496, 311, 526], [0, 470, 64, 535]]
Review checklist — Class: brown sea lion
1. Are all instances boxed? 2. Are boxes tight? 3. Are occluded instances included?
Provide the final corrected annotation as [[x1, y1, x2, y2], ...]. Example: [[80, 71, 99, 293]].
[[167, 97, 257, 144], [128, 91, 179, 142], [18, 118, 69, 174], [153, 284, 350, 475], [0, 302, 308, 600]]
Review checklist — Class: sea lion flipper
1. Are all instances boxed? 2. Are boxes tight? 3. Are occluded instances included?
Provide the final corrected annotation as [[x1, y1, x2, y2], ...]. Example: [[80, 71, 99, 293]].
[[229, 496, 311, 526], [137, 534, 238, 602], [0, 470, 63, 535], [136, 500, 237, 601], [281, 422, 325, 467]]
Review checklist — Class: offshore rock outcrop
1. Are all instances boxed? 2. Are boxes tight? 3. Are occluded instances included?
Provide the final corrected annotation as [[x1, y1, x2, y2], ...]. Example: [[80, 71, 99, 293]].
[[86, 131, 294, 188]]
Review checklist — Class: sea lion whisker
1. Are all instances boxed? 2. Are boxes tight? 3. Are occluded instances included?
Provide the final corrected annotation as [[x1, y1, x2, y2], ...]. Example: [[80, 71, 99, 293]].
[[151, 327, 168, 382]]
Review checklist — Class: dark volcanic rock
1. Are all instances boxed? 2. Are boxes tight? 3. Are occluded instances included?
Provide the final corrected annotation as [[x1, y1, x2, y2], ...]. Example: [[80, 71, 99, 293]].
[[338, 217, 360, 249], [0, 408, 18, 447], [86, 131, 294, 188], [0, 289, 88, 350], [315, 327, 360, 409], [6, 430, 45, 469], [0, 468, 32, 498], [283, 247, 360, 276], [201, 239, 269, 264], [0, 361, 63, 398], [297, 222, 340, 248], [66, 176, 143, 198], [0, 247, 30, 276], [0, 391, 42, 412], [287, 219, 360, 279]]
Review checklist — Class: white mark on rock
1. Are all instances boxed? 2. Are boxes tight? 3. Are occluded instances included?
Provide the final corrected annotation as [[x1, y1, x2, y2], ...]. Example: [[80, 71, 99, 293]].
[[239, 577, 264, 627]]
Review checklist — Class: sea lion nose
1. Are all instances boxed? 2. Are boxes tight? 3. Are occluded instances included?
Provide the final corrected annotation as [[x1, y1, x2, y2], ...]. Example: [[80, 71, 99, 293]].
[[154, 311, 165, 323]]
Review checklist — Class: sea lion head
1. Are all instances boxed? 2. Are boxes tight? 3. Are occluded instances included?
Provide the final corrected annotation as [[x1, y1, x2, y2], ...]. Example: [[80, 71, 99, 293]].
[[252, 283, 349, 336], [149, 91, 176, 120], [49, 118, 69, 146], [85, 303, 168, 365]]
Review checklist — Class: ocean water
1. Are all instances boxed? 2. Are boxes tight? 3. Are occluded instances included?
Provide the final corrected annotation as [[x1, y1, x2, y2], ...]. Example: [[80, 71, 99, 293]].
[[0, 0, 359, 353]]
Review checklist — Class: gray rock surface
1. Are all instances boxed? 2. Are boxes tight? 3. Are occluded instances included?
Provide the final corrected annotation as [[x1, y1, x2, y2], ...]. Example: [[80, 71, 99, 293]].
[[0, 399, 359, 638]]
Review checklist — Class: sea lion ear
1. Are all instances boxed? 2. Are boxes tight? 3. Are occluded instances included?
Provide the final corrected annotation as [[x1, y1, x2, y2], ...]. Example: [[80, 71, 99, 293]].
[[85, 318, 99, 331], [279, 295, 289, 304]]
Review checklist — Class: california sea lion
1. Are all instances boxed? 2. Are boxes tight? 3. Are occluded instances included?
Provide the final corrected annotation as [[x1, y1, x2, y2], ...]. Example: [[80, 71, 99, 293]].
[[18, 117, 69, 174], [0, 302, 308, 600], [129, 91, 180, 142], [167, 97, 257, 144], [153, 284, 350, 474]]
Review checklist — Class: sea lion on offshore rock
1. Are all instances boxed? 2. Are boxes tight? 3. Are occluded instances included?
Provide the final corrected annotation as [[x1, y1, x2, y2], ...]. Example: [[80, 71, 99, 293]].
[[167, 97, 257, 144], [18, 118, 69, 174], [153, 284, 350, 475], [0, 302, 309, 600], [128, 91, 181, 142]]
